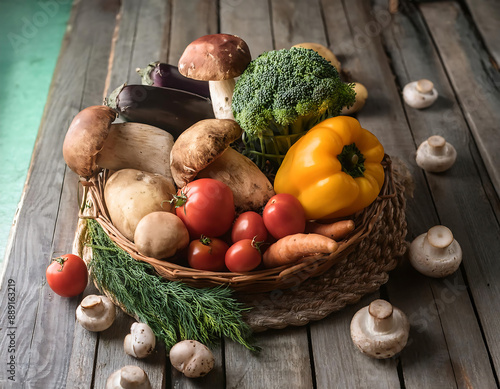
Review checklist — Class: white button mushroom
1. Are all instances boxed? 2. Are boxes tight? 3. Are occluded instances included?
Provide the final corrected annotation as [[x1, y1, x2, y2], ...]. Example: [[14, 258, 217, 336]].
[[169, 340, 215, 378], [124, 322, 156, 359], [106, 365, 151, 389], [416, 135, 457, 173], [350, 299, 410, 359], [403, 79, 438, 109], [409, 225, 462, 278], [76, 294, 116, 332]]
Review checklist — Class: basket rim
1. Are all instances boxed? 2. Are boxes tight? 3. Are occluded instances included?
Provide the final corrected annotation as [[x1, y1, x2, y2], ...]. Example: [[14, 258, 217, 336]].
[[80, 155, 398, 292]]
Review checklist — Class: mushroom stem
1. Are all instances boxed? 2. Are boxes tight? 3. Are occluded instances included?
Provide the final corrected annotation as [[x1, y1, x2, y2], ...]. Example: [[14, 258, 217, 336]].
[[368, 300, 394, 333], [424, 225, 454, 258], [416, 79, 434, 94], [209, 79, 236, 120], [426, 135, 447, 156], [81, 295, 105, 318]]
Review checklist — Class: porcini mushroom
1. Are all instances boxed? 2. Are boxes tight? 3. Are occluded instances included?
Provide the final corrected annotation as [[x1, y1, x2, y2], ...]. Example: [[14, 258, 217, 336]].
[[341, 82, 368, 115], [124, 322, 156, 359], [169, 340, 215, 378], [76, 294, 116, 332], [292, 42, 341, 72], [350, 299, 410, 359], [403, 79, 438, 109], [63, 106, 175, 181], [415, 135, 457, 173], [169, 119, 243, 188], [106, 365, 151, 389], [178, 34, 251, 120], [409, 225, 462, 278], [134, 212, 190, 259]]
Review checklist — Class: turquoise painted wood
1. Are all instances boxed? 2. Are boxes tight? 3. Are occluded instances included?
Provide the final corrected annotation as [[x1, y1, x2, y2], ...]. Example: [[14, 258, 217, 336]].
[[0, 0, 72, 263]]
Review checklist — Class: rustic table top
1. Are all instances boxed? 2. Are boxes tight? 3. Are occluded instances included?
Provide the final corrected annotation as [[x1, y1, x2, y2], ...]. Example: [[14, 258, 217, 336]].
[[1, 0, 500, 387]]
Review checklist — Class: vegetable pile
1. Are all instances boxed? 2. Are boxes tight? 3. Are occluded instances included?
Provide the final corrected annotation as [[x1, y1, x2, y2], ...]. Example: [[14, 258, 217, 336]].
[[57, 33, 387, 364]]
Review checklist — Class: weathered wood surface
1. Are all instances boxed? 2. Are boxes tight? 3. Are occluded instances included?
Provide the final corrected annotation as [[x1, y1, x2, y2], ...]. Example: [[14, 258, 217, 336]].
[[0, 0, 499, 388]]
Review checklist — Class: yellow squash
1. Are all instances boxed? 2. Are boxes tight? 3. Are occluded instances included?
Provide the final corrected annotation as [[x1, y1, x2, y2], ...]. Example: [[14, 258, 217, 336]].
[[274, 116, 385, 220]]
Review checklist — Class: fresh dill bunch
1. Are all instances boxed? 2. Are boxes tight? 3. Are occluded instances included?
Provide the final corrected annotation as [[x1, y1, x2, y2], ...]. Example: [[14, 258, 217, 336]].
[[86, 218, 258, 352]]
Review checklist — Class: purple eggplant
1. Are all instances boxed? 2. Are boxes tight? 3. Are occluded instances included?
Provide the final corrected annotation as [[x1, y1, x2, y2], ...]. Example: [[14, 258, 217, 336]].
[[106, 84, 214, 139], [136, 62, 210, 98]]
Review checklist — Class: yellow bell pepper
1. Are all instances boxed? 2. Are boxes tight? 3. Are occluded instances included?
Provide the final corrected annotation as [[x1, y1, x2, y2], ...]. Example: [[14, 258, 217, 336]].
[[274, 116, 385, 220]]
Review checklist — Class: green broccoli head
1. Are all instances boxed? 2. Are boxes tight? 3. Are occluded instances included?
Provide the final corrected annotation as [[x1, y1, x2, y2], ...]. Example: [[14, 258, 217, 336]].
[[232, 47, 356, 139]]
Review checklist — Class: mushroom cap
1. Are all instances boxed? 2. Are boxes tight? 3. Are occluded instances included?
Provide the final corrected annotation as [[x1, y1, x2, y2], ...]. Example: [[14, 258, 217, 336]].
[[416, 135, 457, 173], [169, 340, 215, 378], [292, 42, 341, 71], [403, 79, 438, 109], [76, 294, 116, 332], [124, 322, 156, 359], [170, 119, 243, 187], [106, 365, 151, 389], [178, 34, 251, 81], [134, 212, 190, 259], [409, 225, 462, 278], [350, 299, 410, 359], [62, 105, 117, 179]]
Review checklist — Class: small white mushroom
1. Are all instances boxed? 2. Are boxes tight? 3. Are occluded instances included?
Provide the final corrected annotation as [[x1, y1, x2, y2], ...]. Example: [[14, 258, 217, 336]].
[[416, 135, 457, 173], [76, 294, 116, 332], [409, 225, 462, 278], [403, 79, 438, 109], [350, 299, 410, 359], [169, 340, 215, 378], [106, 365, 151, 389], [124, 322, 156, 359]]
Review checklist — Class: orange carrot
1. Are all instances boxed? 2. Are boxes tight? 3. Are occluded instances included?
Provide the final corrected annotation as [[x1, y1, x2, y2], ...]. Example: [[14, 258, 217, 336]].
[[263, 233, 338, 269], [305, 219, 355, 241]]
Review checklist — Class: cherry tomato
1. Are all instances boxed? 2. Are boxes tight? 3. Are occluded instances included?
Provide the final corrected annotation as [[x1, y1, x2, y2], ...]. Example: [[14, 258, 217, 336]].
[[174, 178, 235, 238], [46, 254, 88, 297], [231, 211, 268, 243], [188, 236, 229, 271], [262, 193, 306, 239], [225, 239, 262, 272]]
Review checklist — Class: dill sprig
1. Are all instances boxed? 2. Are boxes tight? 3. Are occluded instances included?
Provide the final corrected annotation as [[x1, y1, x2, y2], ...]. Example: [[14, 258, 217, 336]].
[[86, 219, 258, 352]]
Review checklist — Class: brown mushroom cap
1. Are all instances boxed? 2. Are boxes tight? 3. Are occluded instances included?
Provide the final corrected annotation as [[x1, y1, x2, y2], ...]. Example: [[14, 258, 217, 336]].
[[62, 105, 117, 179], [178, 34, 251, 81], [170, 119, 243, 187]]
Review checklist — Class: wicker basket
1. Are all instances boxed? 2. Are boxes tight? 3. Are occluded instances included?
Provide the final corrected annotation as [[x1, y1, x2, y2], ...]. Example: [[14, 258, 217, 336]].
[[77, 155, 406, 295]]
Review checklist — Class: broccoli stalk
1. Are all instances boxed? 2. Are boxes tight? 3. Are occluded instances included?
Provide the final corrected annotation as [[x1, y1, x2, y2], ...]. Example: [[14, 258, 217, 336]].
[[232, 47, 356, 170]]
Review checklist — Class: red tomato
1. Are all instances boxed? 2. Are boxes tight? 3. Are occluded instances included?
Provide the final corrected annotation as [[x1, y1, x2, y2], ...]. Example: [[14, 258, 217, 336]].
[[46, 254, 88, 297], [231, 211, 268, 243], [174, 178, 235, 238], [262, 193, 306, 239], [225, 239, 262, 272], [188, 236, 229, 271]]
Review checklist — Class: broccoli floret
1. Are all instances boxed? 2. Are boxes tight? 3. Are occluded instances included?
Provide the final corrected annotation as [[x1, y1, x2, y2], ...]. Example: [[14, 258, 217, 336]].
[[232, 47, 355, 168]]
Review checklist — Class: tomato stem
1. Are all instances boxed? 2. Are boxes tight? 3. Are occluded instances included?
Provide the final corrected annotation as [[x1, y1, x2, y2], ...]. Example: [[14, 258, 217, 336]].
[[53, 256, 67, 272], [168, 191, 188, 209], [251, 236, 264, 253]]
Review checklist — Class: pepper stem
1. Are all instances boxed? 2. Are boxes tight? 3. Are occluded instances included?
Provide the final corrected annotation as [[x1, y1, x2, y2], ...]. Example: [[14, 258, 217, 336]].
[[337, 143, 366, 178]]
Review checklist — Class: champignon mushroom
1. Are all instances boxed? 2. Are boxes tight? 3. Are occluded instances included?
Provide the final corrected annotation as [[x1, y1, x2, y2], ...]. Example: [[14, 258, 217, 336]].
[[134, 212, 190, 259], [409, 225, 462, 278], [76, 294, 116, 332], [415, 135, 457, 173], [169, 119, 243, 188], [178, 34, 251, 120], [169, 340, 215, 378], [63, 106, 175, 181], [403, 79, 438, 109], [350, 299, 410, 359], [292, 42, 341, 72], [104, 169, 176, 241], [341, 82, 368, 115], [106, 365, 151, 389], [124, 322, 156, 359]]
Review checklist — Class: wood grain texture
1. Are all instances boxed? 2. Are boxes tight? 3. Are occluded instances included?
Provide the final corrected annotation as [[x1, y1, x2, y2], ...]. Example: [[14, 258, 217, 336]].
[[0, 0, 119, 387], [464, 0, 500, 66], [420, 2, 500, 197]]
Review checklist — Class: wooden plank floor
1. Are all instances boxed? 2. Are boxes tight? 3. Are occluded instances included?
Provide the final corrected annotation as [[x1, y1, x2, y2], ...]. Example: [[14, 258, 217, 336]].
[[0, 0, 499, 388]]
